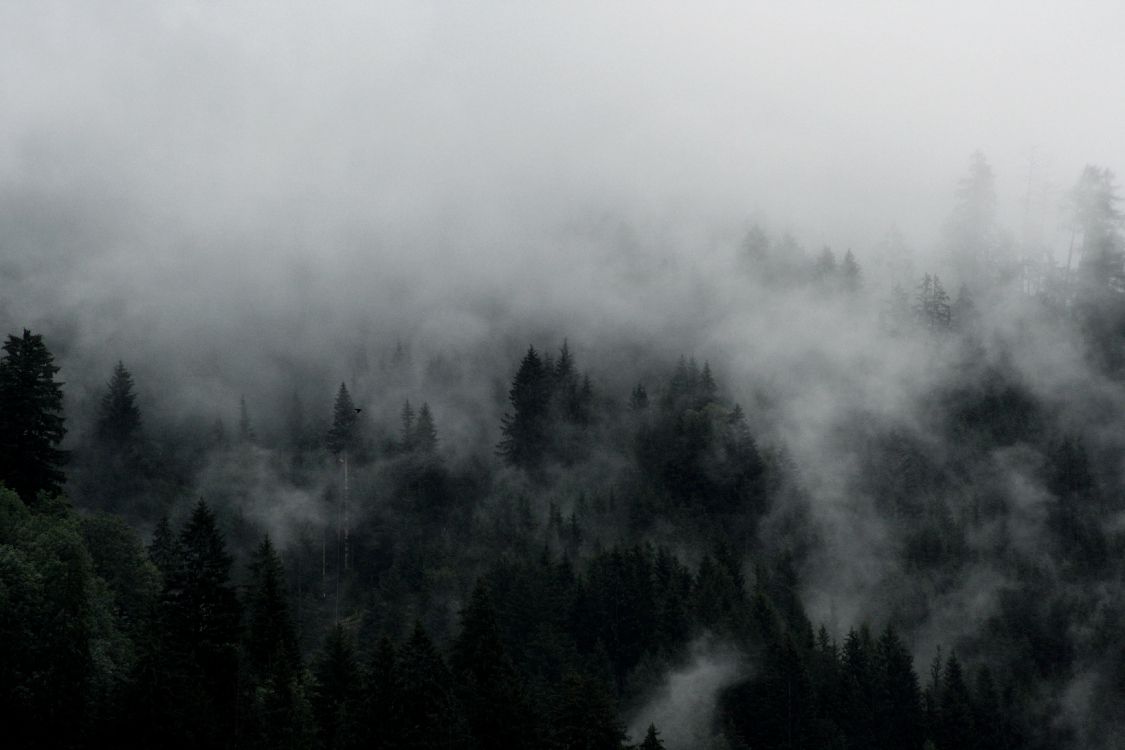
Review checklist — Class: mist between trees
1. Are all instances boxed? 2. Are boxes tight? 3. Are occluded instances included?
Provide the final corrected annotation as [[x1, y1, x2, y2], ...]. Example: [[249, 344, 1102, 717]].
[[3, 151, 1125, 749]]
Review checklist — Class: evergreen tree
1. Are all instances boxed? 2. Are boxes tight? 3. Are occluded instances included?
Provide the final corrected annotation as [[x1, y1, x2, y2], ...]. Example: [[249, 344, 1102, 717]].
[[630, 383, 649, 411], [400, 399, 416, 451], [638, 724, 665, 749], [326, 383, 358, 455], [148, 515, 180, 580], [0, 329, 67, 502], [947, 151, 1000, 287], [497, 346, 551, 469], [398, 620, 466, 749], [313, 625, 362, 750], [939, 653, 974, 750], [452, 582, 531, 749], [815, 246, 838, 281], [550, 672, 625, 750], [163, 500, 242, 739], [246, 535, 297, 678], [239, 395, 257, 443], [841, 250, 862, 293], [362, 636, 403, 749], [96, 361, 142, 446], [414, 403, 438, 454]]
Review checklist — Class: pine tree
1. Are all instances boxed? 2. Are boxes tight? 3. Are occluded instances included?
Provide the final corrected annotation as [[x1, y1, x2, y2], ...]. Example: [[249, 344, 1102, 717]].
[[638, 724, 665, 749], [413, 403, 438, 454], [246, 535, 297, 678], [96, 361, 142, 446], [148, 515, 180, 580], [326, 383, 358, 455], [841, 250, 862, 293], [163, 500, 242, 741], [398, 621, 465, 749], [497, 346, 551, 469], [400, 399, 416, 451], [815, 246, 838, 281], [313, 625, 362, 750], [0, 329, 67, 502], [452, 582, 530, 749]]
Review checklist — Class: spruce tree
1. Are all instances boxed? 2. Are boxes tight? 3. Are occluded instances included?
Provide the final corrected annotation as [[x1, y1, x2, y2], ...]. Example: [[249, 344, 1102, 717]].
[[327, 383, 358, 455], [96, 360, 142, 446], [313, 625, 362, 750], [497, 346, 550, 469], [413, 403, 438, 454], [246, 535, 297, 678], [0, 329, 67, 502], [452, 582, 530, 749], [638, 723, 665, 749], [400, 399, 416, 451]]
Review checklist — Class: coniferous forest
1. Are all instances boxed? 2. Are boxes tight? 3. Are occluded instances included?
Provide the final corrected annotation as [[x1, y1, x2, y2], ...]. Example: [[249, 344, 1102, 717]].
[[4, 4, 1125, 749]]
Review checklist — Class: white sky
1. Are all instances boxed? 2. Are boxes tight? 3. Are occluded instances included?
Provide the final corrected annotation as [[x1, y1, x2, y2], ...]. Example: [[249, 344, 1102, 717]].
[[2, 0, 1123, 259]]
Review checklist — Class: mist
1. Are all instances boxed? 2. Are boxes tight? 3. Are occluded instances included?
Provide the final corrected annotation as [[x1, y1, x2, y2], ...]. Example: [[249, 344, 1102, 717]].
[[3, 2, 1125, 748]]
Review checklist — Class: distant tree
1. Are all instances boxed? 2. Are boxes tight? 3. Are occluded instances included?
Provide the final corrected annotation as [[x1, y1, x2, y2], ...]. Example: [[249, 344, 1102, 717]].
[[400, 399, 416, 451], [630, 383, 649, 411], [841, 250, 862, 293], [914, 274, 952, 331], [148, 515, 180, 579], [946, 151, 1002, 289], [326, 383, 358, 455], [96, 361, 142, 446], [0, 329, 67, 502], [497, 346, 551, 469], [815, 247, 838, 281], [638, 724, 665, 749], [413, 403, 438, 454], [239, 396, 256, 443]]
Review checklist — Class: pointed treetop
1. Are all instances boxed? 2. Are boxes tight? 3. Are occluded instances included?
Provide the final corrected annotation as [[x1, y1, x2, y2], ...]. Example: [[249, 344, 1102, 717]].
[[326, 382, 358, 454], [96, 360, 142, 445], [414, 402, 438, 453]]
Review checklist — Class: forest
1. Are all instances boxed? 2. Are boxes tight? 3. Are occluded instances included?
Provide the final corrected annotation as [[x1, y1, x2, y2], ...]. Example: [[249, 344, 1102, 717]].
[[3, 153, 1125, 749], [5, 3, 1125, 749]]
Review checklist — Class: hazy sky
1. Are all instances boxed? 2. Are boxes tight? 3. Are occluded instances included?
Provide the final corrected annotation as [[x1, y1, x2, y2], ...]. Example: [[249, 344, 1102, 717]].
[[3, 0, 1124, 269]]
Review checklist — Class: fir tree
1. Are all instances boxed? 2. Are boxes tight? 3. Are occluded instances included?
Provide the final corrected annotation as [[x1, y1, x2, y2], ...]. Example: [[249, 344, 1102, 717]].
[[246, 535, 297, 678], [96, 360, 142, 446], [414, 403, 438, 454], [452, 582, 530, 749], [638, 723, 665, 749], [400, 399, 416, 451], [630, 383, 649, 411], [326, 383, 358, 455], [841, 249, 862, 293], [313, 625, 362, 750], [497, 346, 551, 469], [0, 329, 67, 502]]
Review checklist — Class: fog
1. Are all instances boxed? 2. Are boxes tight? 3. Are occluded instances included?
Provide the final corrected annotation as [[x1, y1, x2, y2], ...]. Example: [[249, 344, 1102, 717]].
[[4, 2, 1125, 746]]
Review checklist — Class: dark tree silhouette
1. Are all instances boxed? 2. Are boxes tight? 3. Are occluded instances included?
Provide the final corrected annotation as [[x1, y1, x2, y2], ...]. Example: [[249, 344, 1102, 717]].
[[0, 329, 67, 502], [96, 360, 142, 446]]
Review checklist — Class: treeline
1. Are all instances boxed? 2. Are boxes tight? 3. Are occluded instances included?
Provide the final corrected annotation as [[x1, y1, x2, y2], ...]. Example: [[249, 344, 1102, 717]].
[[1, 326, 1056, 749]]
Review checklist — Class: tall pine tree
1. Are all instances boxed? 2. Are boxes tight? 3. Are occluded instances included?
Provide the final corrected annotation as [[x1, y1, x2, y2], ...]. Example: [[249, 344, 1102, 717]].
[[0, 329, 66, 502]]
